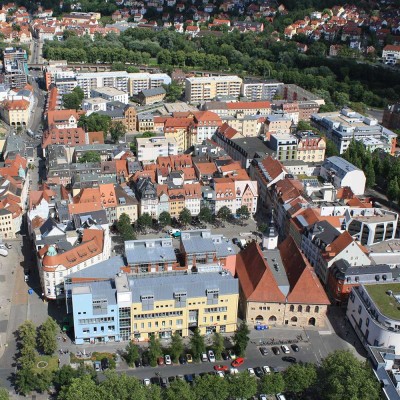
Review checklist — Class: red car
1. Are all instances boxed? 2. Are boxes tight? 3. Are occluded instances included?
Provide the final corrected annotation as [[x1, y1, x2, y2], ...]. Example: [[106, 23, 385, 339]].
[[214, 365, 229, 372], [157, 357, 165, 366], [231, 357, 245, 367]]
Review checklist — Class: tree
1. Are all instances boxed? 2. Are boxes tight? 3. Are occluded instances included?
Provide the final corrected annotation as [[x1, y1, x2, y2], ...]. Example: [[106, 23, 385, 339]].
[[194, 374, 229, 400], [58, 375, 102, 400], [232, 321, 250, 357], [179, 207, 192, 226], [35, 369, 53, 393], [18, 321, 36, 349], [165, 379, 195, 400], [190, 328, 206, 361], [198, 206, 213, 223], [284, 363, 317, 394], [227, 371, 257, 400], [325, 138, 339, 157], [236, 205, 250, 220], [78, 113, 111, 137], [117, 213, 136, 241], [99, 372, 147, 400], [170, 331, 184, 363], [212, 332, 224, 360], [364, 154, 376, 188], [259, 373, 285, 395], [78, 151, 101, 163], [318, 350, 381, 400], [110, 121, 127, 143], [15, 368, 37, 396], [158, 211, 172, 228], [148, 334, 162, 367], [146, 384, 162, 400], [62, 86, 84, 110], [0, 387, 9, 400], [163, 81, 183, 102], [53, 365, 80, 391], [217, 206, 232, 221], [123, 342, 140, 367], [37, 317, 58, 355], [387, 178, 399, 203], [136, 213, 153, 231]]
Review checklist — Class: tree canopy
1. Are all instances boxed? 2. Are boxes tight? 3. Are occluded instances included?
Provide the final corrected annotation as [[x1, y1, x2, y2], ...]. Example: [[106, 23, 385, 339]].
[[78, 151, 101, 163]]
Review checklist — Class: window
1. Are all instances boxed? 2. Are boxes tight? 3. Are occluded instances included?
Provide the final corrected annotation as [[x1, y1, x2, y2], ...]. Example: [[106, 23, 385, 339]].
[[358, 305, 362, 314], [290, 305, 294, 312], [315, 306, 319, 313], [366, 318, 370, 327]]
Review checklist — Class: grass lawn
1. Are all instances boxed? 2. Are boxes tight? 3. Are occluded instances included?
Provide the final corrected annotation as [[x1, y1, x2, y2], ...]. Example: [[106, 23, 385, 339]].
[[365, 283, 400, 320], [33, 354, 59, 373]]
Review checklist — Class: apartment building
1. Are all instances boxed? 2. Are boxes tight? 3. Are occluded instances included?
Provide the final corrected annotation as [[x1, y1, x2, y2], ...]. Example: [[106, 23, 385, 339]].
[[127, 73, 171, 95], [204, 101, 271, 117], [76, 72, 130, 98], [91, 87, 129, 104], [296, 132, 326, 162], [2, 47, 28, 89], [382, 45, 400, 64], [42, 127, 86, 149], [185, 76, 242, 104], [241, 80, 283, 101], [269, 133, 298, 161], [137, 113, 154, 133], [136, 136, 178, 164], [265, 115, 292, 134], [0, 99, 31, 126]]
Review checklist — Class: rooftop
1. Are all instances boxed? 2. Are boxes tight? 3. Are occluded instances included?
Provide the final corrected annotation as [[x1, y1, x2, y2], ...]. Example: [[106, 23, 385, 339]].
[[365, 283, 400, 320]]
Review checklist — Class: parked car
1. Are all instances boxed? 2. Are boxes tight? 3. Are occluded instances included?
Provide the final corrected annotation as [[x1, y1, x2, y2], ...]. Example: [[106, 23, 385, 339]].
[[93, 361, 101, 371], [177, 375, 185, 381], [157, 356, 165, 366], [231, 357, 244, 367], [276, 393, 287, 400], [143, 378, 151, 386], [228, 350, 237, 360], [221, 351, 229, 360], [291, 344, 300, 352], [232, 238, 239, 245], [160, 377, 168, 388], [230, 367, 239, 374], [184, 374, 194, 384], [164, 354, 172, 365], [216, 371, 225, 378], [186, 354, 193, 363], [247, 367, 255, 376], [272, 347, 280, 355], [142, 353, 150, 367], [259, 347, 268, 356], [259, 395, 267, 400], [254, 366, 264, 378], [282, 356, 297, 363], [179, 355, 187, 364], [281, 345, 290, 354], [5, 243, 11, 249], [201, 353, 208, 362], [214, 365, 229, 372], [151, 377, 161, 386], [134, 358, 142, 367], [101, 357, 109, 370], [0, 248, 8, 257], [168, 376, 176, 383], [262, 366, 271, 374], [208, 350, 216, 362]]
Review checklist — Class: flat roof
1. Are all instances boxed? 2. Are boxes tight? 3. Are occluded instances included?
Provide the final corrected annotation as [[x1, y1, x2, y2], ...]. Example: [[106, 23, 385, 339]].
[[365, 283, 400, 320]]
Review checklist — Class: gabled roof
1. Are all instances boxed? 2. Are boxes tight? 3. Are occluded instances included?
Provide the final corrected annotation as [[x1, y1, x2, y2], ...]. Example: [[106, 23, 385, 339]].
[[324, 231, 355, 259]]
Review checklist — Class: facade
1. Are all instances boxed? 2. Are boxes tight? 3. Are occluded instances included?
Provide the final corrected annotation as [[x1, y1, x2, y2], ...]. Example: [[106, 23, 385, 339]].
[[0, 99, 31, 126], [269, 133, 298, 161], [265, 115, 292, 134], [76, 71, 130, 98], [0, 209, 16, 239], [347, 283, 400, 353], [3, 47, 28, 89], [185, 76, 242, 104], [382, 45, 400, 64], [137, 114, 154, 133], [91, 87, 129, 104], [136, 136, 178, 164], [383, 104, 400, 130], [320, 156, 366, 196], [295, 132, 326, 162], [241, 80, 283, 101], [137, 87, 166, 105]]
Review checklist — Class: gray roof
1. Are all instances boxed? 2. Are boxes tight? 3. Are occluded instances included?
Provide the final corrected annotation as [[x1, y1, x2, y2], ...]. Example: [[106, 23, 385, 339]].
[[125, 238, 177, 265], [140, 87, 166, 97], [181, 230, 235, 257], [231, 137, 273, 158], [308, 220, 340, 245], [128, 271, 238, 302], [323, 156, 360, 177], [68, 255, 126, 280], [71, 280, 117, 305]]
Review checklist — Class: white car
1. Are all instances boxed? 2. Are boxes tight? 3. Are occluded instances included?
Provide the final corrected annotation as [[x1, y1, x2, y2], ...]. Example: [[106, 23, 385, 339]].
[[259, 395, 267, 400], [229, 368, 239, 375], [164, 354, 172, 365], [143, 378, 151, 386], [247, 367, 255, 376], [281, 345, 290, 354], [208, 350, 216, 362], [262, 366, 271, 374], [216, 371, 224, 378], [201, 353, 208, 362]]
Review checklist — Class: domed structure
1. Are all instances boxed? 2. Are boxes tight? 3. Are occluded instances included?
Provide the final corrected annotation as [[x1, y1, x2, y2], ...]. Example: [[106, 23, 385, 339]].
[[18, 165, 25, 179], [46, 245, 57, 257]]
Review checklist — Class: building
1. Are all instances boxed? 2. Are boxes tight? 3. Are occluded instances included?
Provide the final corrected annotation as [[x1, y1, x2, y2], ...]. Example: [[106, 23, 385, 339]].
[[279, 84, 325, 106], [91, 87, 129, 104], [382, 45, 400, 64], [235, 237, 330, 327], [137, 113, 154, 133], [347, 283, 400, 353], [2, 47, 28, 89], [295, 132, 326, 162], [185, 76, 242, 104], [342, 208, 398, 246], [128, 73, 171, 96], [42, 127, 86, 149], [320, 156, 366, 195], [204, 101, 271, 117], [137, 87, 166, 105], [265, 115, 292, 134], [269, 133, 298, 161], [76, 71, 130, 98], [136, 136, 178, 164], [0, 99, 31, 126], [241, 80, 283, 101], [383, 104, 400, 130], [311, 108, 397, 155], [82, 97, 108, 114]]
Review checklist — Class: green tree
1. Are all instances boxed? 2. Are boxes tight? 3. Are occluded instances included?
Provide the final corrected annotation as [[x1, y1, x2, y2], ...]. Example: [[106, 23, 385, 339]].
[[170, 331, 184, 363], [318, 350, 381, 400], [148, 334, 162, 367], [259, 373, 285, 395], [165, 379, 195, 400], [35, 369, 53, 393], [236, 205, 250, 220], [179, 207, 192, 226], [158, 211, 172, 228], [232, 321, 250, 357], [53, 365, 80, 391], [117, 213, 136, 241], [364, 154, 376, 188], [58, 374, 102, 400], [194, 374, 229, 400], [163, 81, 183, 102], [217, 206, 232, 221], [62, 86, 84, 110], [190, 328, 206, 361], [284, 363, 317, 394], [325, 138, 339, 157], [99, 371, 147, 400], [146, 384, 162, 400], [78, 151, 101, 163], [227, 371, 257, 400], [123, 342, 140, 367], [37, 317, 58, 355], [0, 387, 9, 400], [15, 368, 37, 396], [78, 113, 111, 137], [136, 213, 153, 231], [387, 178, 399, 203], [212, 332, 224, 360], [297, 120, 314, 131], [18, 321, 36, 349], [110, 121, 127, 143], [198, 206, 213, 223]]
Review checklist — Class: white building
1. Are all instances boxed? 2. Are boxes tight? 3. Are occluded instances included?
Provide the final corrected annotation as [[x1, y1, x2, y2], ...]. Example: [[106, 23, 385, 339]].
[[76, 71, 130, 98], [320, 156, 366, 195], [241, 80, 283, 101], [128, 73, 171, 95], [347, 284, 400, 353], [136, 136, 178, 164], [382, 45, 400, 65], [90, 87, 129, 104], [82, 97, 108, 114]]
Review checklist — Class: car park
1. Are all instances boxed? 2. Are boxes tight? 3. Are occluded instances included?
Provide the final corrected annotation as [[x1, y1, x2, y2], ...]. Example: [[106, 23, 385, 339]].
[[208, 350, 216, 362], [151, 377, 161, 386], [164, 354, 172, 365], [247, 367, 255, 376], [231, 357, 244, 367], [186, 354, 193, 363], [282, 356, 297, 363], [262, 366, 271, 374], [291, 344, 300, 352], [272, 347, 280, 355], [143, 378, 151, 386], [259, 347, 268, 356], [214, 365, 229, 372], [254, 366, 264, 378], [179, 355, 187, 364], [281, 345, 290, 354]]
